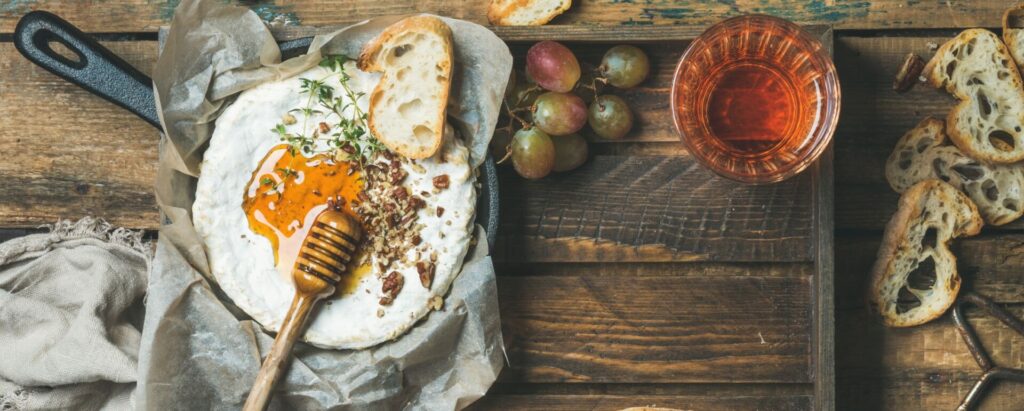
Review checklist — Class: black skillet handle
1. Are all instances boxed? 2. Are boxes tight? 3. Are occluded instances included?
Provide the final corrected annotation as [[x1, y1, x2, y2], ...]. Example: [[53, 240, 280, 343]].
[[14, 11, 161, 129]]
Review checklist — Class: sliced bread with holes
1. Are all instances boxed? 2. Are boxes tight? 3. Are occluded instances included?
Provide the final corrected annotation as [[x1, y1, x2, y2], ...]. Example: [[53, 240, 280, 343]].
[[922, 29, 1024, 163], [886, 117, 1024, 225], [358, 15, 452, 159], [487, 0, 572, 26], [870, 179, 983, 327]]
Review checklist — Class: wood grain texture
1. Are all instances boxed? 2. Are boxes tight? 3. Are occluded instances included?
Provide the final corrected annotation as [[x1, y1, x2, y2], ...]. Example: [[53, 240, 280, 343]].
[[494, 157, 814, 263], [473, 382, 815, 410], [0, 41, 159, 228], [0, 1, 1009, 34], [837, 308, 1024, 410], [471, 393, 811, 410], [810, 27, 836, 411], [838, 371, 1024, 411], [497, 274, 813, 383], [495, 261, 814, 278]]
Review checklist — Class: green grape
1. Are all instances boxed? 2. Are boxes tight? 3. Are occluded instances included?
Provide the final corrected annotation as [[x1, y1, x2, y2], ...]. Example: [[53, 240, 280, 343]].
[[526, 41, 581, 93], [552, 133, 588, 172], [532, 92, 587, 136], [599, 45, 650, 89], [511, 127, 555, 179], [588, 94, 634, 140]]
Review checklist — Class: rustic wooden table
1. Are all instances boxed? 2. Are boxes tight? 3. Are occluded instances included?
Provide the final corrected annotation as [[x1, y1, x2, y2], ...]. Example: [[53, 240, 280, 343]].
[[1, 1, 1022, 410]]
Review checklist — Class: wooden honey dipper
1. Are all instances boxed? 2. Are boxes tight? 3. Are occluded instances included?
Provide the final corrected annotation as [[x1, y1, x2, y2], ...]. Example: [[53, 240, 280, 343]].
[[243, 196, 362, 411]]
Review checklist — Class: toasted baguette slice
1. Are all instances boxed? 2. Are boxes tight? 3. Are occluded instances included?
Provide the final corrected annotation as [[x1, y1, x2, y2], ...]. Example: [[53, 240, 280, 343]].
[[870, 179, 983, 327], [922, 29, 1024, 163], [488, 0, 571, 26], [358, 16, 452, 159], [886, 117, 1024, 225], [1004, 4, 1024, 68]]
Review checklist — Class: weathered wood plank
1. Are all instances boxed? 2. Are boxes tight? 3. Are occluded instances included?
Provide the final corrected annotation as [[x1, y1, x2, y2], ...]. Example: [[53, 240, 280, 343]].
[[838, 372, 1024, 411], [495, 156, 814, 263], [0, 1, 1010, 34], [0, 41, 159, 229], [498, 275, 812, 383], [495, 261, 814, 278], [471, 393, 812, 410], [836, 308, 1024, 410], [812, 119, 836, 410], [833, 35, 958, 185]]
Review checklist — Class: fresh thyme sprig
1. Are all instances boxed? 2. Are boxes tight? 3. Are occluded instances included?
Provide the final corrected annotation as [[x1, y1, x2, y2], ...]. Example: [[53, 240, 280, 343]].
[[270, 55, 384, 165]]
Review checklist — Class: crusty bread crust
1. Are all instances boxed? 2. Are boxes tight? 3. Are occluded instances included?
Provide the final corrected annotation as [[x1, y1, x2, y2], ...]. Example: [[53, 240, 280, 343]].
[[358, 15, 452, 159], [869, 179, 982, 327], [488, 0, 572, 26], [922, 29, 1024, 164], [1004, 3, 1024, 68]]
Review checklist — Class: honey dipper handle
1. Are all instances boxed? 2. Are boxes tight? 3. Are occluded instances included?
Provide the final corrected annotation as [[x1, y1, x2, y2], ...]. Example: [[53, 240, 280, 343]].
[[243, 292, 318, 411]]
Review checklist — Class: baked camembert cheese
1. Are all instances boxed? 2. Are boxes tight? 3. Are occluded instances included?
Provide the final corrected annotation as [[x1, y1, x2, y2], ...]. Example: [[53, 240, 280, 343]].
[[192, 50, 475, 349]]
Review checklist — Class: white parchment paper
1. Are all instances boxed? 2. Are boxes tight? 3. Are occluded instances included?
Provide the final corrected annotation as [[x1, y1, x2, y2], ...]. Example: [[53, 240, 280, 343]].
[[139, 0, 512, 409]]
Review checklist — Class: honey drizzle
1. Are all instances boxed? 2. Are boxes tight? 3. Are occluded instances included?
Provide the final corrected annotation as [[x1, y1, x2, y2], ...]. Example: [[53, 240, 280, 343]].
[[242, 144, 369, 295]]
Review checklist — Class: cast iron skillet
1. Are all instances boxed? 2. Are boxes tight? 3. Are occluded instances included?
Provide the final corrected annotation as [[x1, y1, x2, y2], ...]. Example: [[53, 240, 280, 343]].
[[13, 10, 499, 249]]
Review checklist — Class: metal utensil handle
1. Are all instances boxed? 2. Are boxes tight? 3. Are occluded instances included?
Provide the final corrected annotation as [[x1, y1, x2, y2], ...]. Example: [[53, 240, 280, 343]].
[[14, 10, 161, 129]]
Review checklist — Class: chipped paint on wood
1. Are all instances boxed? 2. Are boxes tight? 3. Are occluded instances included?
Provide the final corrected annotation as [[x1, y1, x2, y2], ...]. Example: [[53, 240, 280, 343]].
[[249, 3, 299, 26], [1, 0, 37, 13], [155, 0, 181, 21], [155, 1, 298, 26]]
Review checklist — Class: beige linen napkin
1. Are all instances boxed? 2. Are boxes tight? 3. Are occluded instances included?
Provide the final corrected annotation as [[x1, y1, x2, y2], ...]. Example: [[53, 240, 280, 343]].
[[0, 218, 150, 410]]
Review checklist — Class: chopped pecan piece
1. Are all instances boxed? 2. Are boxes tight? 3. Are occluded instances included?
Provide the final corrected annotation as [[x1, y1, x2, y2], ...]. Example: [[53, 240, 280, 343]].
[[379, 271, 404, 306], [417, 262, 435, 289], [392, 186, 408, 200], [409, 196, 426, 210], [432, 174, 450, 189], [893, 53, 925, 93]]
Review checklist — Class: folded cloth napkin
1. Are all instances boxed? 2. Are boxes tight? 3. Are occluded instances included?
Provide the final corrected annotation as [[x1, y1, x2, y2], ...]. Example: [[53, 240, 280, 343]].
[[0, 218, 150, 410]]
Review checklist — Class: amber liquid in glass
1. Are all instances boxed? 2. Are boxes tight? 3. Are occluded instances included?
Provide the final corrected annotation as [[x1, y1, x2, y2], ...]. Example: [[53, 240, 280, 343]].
[[699, 60, 811, 157]]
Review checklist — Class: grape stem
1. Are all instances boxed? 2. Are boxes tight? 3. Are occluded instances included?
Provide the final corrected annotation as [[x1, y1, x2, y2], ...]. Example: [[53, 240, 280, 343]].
[[496, 144, 513, 164], [494, 82, 541, 165], [580, 69, 608, 101], [507, 109, 531, 128]]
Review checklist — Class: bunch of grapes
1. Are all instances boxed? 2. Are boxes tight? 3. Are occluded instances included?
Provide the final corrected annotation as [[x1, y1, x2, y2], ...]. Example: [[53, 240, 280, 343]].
[[493, 41, 650, 179]]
